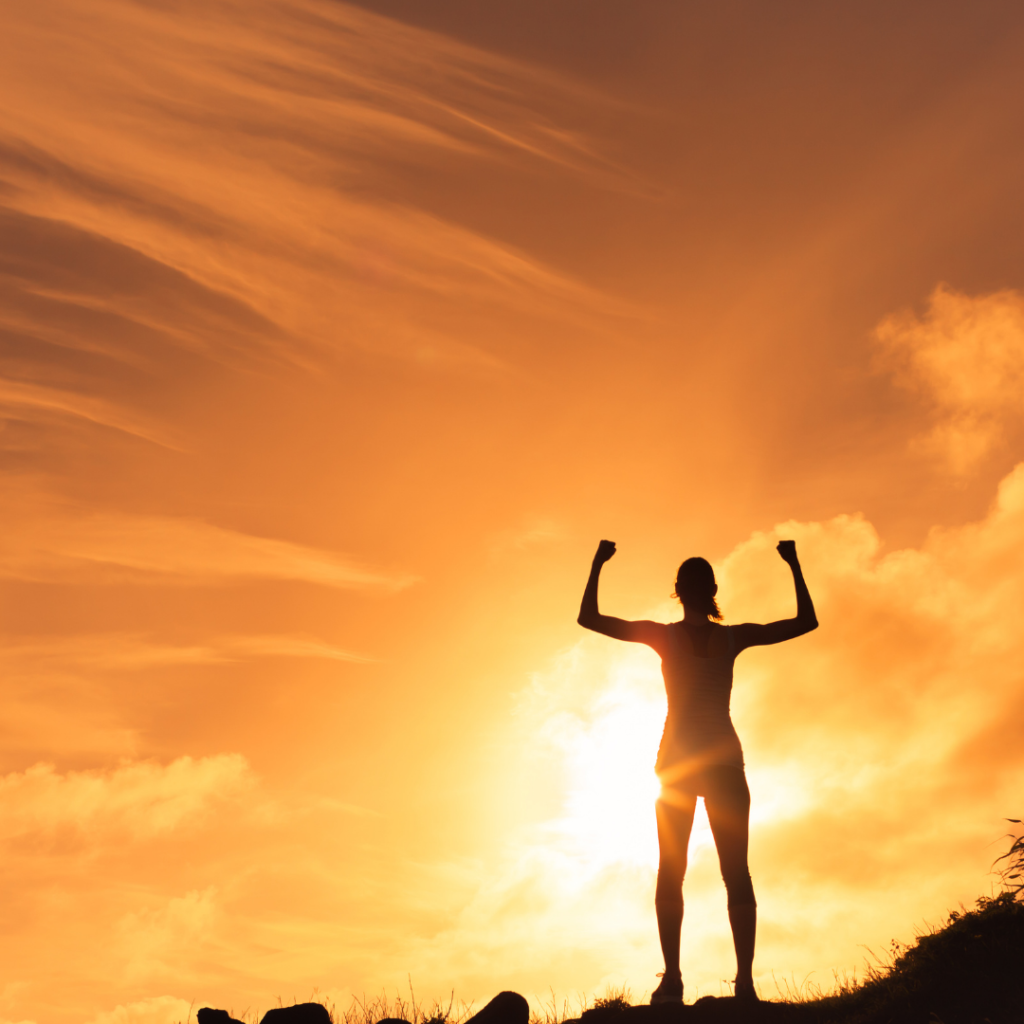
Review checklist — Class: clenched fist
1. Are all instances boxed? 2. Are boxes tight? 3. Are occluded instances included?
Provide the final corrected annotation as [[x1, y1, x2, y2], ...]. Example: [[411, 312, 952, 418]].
[[776, 540, 799, 565]]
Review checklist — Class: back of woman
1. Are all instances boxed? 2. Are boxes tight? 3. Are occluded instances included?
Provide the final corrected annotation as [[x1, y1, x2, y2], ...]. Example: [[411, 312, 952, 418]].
[[658, 622, 743, 779], [577, 538, 818, 1005]]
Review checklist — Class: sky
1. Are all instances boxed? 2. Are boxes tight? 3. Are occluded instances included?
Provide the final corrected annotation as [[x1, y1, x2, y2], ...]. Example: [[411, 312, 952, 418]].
[[2, 1, 1024, 1021]]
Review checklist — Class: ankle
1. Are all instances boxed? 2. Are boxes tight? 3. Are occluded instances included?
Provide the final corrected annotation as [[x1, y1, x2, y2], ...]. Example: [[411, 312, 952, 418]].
[[734, 978, 757, 998]]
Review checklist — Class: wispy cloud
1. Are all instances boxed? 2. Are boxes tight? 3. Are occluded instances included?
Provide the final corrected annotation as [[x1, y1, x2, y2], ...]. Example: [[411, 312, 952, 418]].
[[0, 376, 179, 450], [0, 0, 643, 593], [116, 888, 221, 984], [0, 0, 632, 382], [82, 995, 193, 1024], [0, 488, 413, 589], [0, 633, 371, 671]]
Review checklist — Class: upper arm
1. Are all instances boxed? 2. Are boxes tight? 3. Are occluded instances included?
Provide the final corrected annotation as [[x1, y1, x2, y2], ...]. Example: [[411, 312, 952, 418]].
[[580, 616, 668, 653], [732, 618, 816, 653]]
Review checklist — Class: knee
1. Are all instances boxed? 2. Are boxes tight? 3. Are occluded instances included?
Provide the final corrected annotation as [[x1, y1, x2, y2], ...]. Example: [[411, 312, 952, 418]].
[[655, 888, 683, 909], [723, 869, 756, 907], [655, 868, 684, 906]]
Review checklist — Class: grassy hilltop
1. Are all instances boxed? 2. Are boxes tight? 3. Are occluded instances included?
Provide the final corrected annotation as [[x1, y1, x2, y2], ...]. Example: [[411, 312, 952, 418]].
[[785, 891, 1024, 1024]]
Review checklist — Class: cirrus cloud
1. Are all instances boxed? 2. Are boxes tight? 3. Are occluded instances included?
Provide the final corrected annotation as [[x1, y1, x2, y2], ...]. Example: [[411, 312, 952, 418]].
[[0, 486, 414, 589]]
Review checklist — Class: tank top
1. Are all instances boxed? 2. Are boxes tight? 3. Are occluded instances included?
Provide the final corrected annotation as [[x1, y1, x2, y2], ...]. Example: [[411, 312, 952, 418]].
[[655, 622, 744, 777]]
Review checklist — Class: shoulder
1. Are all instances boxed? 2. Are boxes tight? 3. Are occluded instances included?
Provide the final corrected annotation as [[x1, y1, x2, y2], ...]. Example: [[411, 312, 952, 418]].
[[731, 619, 814, 652], [627, 619, 672, 652]]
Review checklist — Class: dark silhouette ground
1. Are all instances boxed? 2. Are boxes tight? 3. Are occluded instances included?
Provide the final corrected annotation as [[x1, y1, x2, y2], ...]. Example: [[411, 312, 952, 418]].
[[573, 894, 1024, 1024], [198, 894, 1024, 1024]]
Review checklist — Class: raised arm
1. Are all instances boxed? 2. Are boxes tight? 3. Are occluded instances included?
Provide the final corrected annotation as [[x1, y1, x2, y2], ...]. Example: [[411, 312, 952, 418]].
[[733, 540, 818, 654], [577, 540, 665, 648]]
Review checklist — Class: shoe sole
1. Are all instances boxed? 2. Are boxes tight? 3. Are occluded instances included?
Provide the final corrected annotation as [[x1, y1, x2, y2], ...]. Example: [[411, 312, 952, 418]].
[[649, 994, 683, 1005]]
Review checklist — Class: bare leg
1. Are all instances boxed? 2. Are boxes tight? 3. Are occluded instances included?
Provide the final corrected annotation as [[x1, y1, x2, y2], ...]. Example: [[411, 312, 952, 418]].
[[727, 903, 757, 989], [703, 768, 757, 994], [655, 896, 683, 977], [654, 790, 696, 979]]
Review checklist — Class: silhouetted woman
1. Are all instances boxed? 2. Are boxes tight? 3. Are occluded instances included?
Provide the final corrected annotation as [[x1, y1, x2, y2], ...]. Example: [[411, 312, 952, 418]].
[[577, 539, 817, 1004]]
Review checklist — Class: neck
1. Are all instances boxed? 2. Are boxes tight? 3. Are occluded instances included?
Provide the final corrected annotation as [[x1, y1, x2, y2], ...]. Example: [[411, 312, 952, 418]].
[[681, 606, 710, 625]]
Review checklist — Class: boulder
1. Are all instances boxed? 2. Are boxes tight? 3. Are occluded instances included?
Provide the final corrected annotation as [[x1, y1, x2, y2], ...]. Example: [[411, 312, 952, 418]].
[[465, 992, 530, 1024], [259, 1003, 333, 1024], [197, 1010, 245, 1024]]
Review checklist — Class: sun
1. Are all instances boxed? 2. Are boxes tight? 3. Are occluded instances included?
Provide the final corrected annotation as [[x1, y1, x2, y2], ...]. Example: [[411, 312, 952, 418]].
[[548, 651, 712, 870]]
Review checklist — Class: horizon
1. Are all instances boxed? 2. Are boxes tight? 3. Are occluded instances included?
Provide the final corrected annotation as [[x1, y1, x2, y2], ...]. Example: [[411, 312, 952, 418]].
[[2, 2, 1024, 1022]]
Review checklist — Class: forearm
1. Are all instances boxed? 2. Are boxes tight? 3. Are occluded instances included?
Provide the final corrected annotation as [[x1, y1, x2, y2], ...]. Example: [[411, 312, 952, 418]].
[[789, 561, 818, 630], [578, 561, 603, 627]]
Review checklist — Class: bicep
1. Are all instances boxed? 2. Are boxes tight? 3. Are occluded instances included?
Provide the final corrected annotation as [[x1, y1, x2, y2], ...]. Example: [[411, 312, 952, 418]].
[[586, 617, 667, 651], [732, 619, 806, 651]]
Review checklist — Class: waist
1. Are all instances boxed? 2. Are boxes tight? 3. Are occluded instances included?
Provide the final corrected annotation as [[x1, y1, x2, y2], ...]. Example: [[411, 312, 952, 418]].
[[665, 690, 734, 722], [657, 715, 744, 771]]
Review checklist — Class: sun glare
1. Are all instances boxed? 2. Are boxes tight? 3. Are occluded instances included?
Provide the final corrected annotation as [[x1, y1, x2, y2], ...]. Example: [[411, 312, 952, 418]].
[[545, 652, 714, 870]]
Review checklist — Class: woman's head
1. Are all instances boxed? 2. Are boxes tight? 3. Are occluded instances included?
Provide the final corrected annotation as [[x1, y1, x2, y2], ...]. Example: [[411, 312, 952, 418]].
[[673, 557, 722, 620]]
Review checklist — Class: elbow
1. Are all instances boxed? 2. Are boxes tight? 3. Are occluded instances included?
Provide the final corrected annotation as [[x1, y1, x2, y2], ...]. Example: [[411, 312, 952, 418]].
[[793, 614, 817, 636]]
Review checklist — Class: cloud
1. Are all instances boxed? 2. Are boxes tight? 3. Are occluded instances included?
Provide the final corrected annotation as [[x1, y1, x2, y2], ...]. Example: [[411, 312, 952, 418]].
[[0, 375, 179, 450], [0, 755, 252, 844], [874, 284, 1024, 470], [218, 635, 373, 662], [0, 634, 371, 671], [0, 631, 371, 761], [0, 626, 375, 771], [0, 487, 413, 589], [0, 0, 629, 384], [0, 0, 640, 582], [711, 468, 1024, 974], [83, 996, 193, 1024], [118, 888, 221, 983]]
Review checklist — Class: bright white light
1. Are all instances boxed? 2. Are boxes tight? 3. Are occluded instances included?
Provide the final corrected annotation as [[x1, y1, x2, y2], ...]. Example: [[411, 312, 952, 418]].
[[540, 651, 714, 870]]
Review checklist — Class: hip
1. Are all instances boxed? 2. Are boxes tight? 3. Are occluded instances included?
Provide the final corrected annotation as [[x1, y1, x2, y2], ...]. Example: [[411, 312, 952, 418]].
[[655, 719, 744, 776]]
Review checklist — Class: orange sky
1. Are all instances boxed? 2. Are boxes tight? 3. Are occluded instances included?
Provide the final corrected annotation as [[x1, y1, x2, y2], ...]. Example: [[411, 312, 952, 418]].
[[2, 2, 1024, 1022]]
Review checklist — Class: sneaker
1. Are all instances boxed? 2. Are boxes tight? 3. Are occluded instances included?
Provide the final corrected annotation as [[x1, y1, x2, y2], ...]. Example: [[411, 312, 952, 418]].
[[650, 972, 683, 1005]]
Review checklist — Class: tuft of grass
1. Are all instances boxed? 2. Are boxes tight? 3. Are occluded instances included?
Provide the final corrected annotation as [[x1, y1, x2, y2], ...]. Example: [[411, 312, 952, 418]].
[[770, 968, 861, 1004], [529, 989, 591, 1024], [589, 986, 632, 1015], [335, 989, 477, 1024], [994, 817, 1024, 898]]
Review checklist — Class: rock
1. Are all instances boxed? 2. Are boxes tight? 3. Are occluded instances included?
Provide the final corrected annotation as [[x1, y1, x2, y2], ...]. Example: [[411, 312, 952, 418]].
[[197, 1010, 246, 1024], [375, 1018, 412, 1024], [259, 1003, 333, 1024], [465, 991, 530, 1024]]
